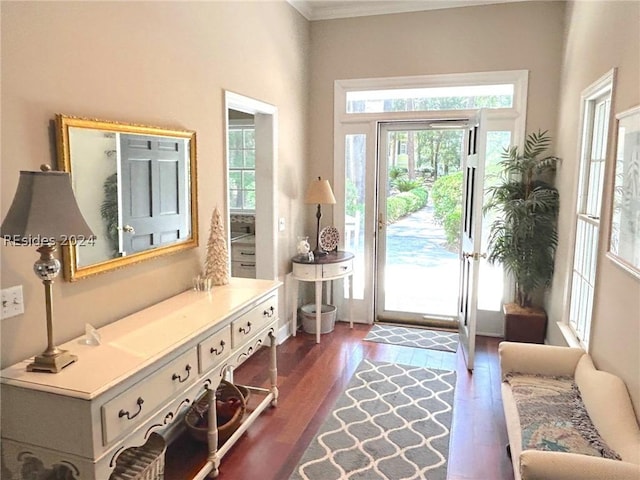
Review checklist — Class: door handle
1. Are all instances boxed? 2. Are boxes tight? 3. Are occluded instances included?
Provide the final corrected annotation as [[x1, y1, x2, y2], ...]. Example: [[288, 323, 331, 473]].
[[378, 213, 385, 231], [122, 225, 135, 234], [462, 252, 486, 261]]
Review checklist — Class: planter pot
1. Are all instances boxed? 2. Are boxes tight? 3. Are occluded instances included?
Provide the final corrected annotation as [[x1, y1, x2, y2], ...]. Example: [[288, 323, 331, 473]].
[[503, 303, 547, 344]]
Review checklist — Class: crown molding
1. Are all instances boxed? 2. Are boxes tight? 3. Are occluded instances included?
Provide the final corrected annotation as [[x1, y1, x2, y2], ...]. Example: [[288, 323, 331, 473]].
[[288, 0, 530, 21]]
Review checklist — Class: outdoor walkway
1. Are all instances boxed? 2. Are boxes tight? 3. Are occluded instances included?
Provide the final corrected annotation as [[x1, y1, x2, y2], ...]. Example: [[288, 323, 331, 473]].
[[384, 205, 459, 317]]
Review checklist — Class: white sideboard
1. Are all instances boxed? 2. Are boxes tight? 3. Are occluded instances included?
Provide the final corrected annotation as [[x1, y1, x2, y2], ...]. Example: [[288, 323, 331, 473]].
[[1, 278, 281, 480]]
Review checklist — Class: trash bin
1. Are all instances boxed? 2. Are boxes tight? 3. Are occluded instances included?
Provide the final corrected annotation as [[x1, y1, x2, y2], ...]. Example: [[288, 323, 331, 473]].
[[300, 304, 337, 334]]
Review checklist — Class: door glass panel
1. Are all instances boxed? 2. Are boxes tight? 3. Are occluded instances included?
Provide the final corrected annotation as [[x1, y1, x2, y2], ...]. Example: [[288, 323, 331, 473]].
[[478, 130, 511, 311], [345, 134, 366, 299], [382, 128, 463, 318]]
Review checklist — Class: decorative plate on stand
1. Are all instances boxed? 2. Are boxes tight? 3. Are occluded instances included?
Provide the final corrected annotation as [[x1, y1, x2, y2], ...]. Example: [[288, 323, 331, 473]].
[[319, 226, 340, 252]]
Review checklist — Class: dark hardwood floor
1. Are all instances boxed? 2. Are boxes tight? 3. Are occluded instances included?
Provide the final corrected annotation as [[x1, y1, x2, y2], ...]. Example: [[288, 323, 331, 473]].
[[164, 323, 515, 480]]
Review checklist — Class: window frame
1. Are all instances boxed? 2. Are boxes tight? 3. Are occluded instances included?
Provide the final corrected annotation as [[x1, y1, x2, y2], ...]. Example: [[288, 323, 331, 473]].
[[228, 121, 256, 213], [561, 68, 617, 350]]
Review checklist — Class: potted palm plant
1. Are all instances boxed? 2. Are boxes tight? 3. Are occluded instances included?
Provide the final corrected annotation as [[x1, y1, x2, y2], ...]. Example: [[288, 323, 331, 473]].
[[485, 130, 560, 343]]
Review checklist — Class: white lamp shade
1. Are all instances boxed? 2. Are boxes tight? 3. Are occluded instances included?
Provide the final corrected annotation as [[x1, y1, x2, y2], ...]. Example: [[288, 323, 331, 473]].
[[1, 168, 94, 244], [304, 177, 336, 205]]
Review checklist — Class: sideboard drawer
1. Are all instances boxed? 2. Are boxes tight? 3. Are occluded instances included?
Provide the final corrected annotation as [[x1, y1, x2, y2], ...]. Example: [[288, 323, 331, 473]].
[[322, 259, 352, 278], [292, 262, 319, 280], [231, 245, 256, 261], [231, 295, 277, 347], [101, 348, 198, 445], [198, 325, 232, 373], [231, 260, 257, 278]]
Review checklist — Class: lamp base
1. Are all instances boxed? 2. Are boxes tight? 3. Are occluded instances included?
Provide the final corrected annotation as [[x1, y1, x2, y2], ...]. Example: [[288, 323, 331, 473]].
[[27, 349, 77, 373]]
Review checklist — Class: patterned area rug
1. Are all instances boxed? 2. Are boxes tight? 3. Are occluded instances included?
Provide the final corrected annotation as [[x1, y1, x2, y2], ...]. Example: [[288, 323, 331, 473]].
[[289, 360, 456, 480], [363, 324, 459, 353]]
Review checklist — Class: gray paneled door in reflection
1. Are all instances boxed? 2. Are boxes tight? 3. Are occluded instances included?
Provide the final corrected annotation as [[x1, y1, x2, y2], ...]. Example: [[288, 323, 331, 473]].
[[120, 133, 189, 255]]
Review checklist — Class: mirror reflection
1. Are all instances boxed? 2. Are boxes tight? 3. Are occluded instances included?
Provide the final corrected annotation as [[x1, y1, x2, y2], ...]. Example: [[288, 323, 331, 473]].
[[227, 110, 257, 279], [56, 114, 198, 281]]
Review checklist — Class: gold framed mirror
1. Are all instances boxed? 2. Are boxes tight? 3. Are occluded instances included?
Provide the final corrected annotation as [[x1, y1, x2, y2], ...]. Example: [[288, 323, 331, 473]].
[[55, 114, 198, 281]]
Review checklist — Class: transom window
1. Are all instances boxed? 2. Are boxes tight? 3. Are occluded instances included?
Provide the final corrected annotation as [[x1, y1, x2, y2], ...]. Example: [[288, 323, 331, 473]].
[[346, 84, 514, 114], [228, 125, 255, 211]]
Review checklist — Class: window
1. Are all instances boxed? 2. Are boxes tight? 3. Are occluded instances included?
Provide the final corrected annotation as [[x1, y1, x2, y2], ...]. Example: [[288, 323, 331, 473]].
[[344, 132, 367, 300], [479, 129, 513, 311], [346, 84, 514, 114], [567, 70, 615, 349], [228, 125, 255, 211]]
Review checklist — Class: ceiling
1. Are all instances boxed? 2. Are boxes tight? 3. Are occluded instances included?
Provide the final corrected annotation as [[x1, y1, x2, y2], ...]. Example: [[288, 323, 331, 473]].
[[287, 0, 529, 21]]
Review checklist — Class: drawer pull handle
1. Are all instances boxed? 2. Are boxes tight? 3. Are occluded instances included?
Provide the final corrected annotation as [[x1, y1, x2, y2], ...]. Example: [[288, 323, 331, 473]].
[[263, 306, 275, 317], [172, 364, 192, 383], [239, 322, 252, 334], [240, 251, 255, 256], [210, 340, 226, 356], [119, 397, 144, 420], [240, 263, 255, 267], [341, 266, 348, 270]]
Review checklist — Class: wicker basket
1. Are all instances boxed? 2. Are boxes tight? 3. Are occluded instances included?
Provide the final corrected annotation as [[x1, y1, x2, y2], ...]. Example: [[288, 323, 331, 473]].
[[185, 380, 249, 445], [109, 433, 166, 480]]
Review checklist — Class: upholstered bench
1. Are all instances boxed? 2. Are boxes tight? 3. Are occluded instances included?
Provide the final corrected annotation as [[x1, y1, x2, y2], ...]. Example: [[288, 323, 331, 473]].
[[499, 341, 640, 480]]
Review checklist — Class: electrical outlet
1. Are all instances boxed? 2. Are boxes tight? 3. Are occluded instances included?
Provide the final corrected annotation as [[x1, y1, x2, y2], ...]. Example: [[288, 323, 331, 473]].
[[1, 285, 24, 320]]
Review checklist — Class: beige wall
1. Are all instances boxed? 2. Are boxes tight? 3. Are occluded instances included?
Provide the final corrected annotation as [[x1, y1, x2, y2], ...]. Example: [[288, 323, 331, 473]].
[[0, 1, 310, 367], [548, 1, 640, 416], [306, 2, 566, 316], [308, 1, 566, 184]]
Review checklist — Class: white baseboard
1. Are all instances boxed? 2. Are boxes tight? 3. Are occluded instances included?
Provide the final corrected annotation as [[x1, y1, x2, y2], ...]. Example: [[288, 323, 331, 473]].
[[277, 321, 292, 344]]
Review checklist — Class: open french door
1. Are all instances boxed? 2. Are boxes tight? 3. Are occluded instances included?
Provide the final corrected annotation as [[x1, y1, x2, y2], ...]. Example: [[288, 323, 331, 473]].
[[458, 112, 487, 371], [334, 111, 498, 353], [376, 120, 467, 326]]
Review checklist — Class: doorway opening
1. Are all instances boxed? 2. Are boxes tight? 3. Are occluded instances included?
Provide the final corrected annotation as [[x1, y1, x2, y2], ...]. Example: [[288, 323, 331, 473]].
[[333, 70, 527, 337], [224, 91, 278, 281], [376, 121, 467, 328]]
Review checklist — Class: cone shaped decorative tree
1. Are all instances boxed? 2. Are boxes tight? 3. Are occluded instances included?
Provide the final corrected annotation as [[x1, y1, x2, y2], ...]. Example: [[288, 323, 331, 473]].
[[203, 207, 230, 286]]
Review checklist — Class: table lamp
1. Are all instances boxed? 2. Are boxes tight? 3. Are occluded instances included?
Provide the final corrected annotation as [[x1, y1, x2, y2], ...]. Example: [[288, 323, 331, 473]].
[[304, 176, 336, 257], [1, 165, 94, 373]]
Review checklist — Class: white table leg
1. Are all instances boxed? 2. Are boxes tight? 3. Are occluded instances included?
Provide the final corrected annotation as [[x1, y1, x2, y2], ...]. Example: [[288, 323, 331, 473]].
[[269, 332, 279, 406], [207, 386, 220, 477], [315, 280, 322, 344], [291, 276, 299, 337], [348, 273, 353, 329]]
